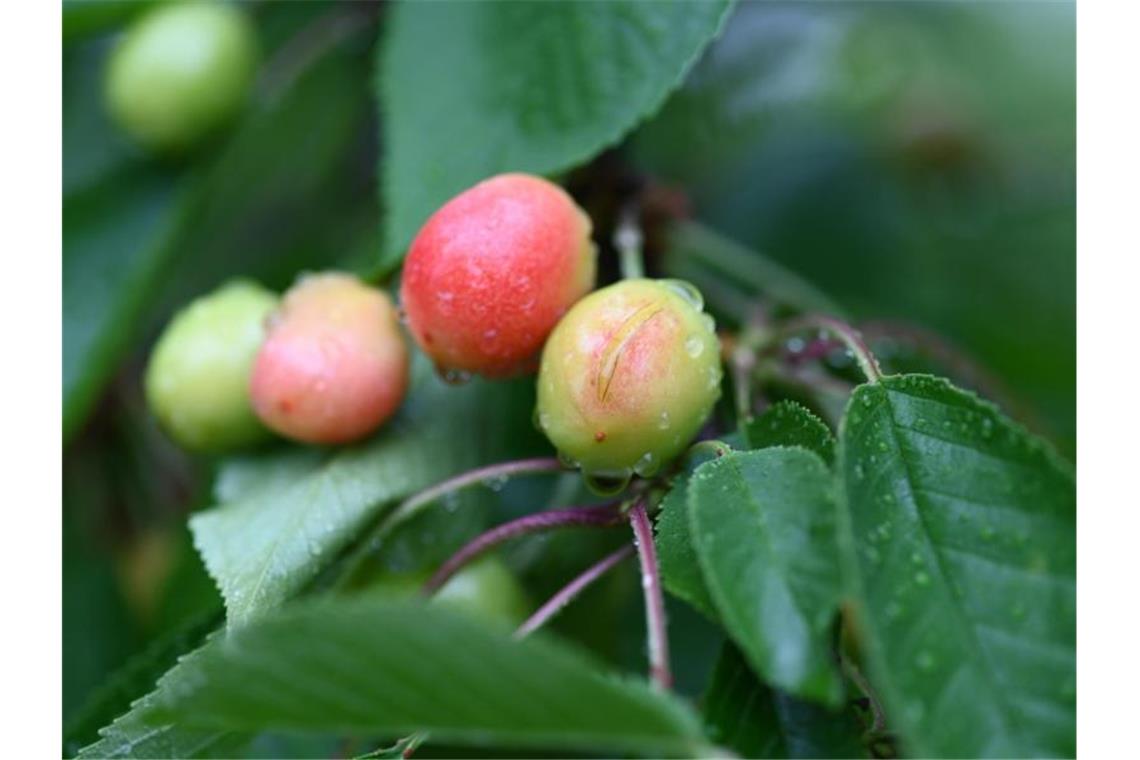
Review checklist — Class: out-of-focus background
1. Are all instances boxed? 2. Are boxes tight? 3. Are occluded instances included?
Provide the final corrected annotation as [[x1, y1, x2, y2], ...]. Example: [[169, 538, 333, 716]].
[[63, 0, 1074, 746]]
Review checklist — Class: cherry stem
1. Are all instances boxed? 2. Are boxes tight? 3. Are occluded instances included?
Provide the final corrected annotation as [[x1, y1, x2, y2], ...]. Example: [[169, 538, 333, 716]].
[[422, 503, 624, 595], [615, 204, 646, 280], [335, 457, 564, 589], [777, 314, 883, 383], [391, 457, 564, 527], [514, 545, 636, 639], [629, 500, 673, 691]]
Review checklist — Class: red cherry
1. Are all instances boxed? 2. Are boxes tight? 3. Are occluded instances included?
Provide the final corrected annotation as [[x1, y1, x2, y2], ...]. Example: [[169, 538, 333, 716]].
[[400, 173, 597, 377]]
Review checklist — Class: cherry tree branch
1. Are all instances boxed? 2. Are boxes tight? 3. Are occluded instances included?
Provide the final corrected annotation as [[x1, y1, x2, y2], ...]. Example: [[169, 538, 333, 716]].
[[514, 545, 635, 639], [629, 500, 672, 690]]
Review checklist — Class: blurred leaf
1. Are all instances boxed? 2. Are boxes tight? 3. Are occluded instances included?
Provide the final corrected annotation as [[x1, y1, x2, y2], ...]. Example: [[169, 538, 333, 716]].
[[63, 39, 142, 197], [744, 401, 835, 463], [689, 448, 844, 705], [638, 2, 1075, 450], [63, 506, 139, 723], [704, 644, 865, 759], [836, 374, 1074, 757], [77, 631, 248, 760], [378, 0, 733, 260], [63, 0, 155, 45], [662, 222, 848, 325], [191, 361, 537, 627], [145, 598, 705, 756], [64, 611, 220, 757], [63, 168, 193, 441]]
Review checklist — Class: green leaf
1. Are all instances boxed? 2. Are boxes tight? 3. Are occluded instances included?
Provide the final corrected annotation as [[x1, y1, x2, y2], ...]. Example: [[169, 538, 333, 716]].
[[655, 445, 731, 621], [63, 169, 193, 441], [379, 0, 733, 258], [745, 401, 835, 463], [704, 644, 865, 759], [836, 374, 1075, 757], [145, 598, 705, 756], [689, 448, 844, 705], [76, 632, 248, 760], [191, 362, 537, 627], [65, 612, 220, 756]]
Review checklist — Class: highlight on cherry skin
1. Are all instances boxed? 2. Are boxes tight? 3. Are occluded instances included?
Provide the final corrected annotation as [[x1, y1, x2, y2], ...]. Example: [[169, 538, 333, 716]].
[[145, 280, 279, 453], [104, 0, 258, 152], [250, 272, 409, 445], [535, 278, 723, 491], [400, 173, 598, 379]]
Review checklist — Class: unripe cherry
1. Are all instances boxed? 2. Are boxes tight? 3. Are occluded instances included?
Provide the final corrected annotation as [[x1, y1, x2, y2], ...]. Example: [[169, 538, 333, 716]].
[[536, 279, 722, 488], [104, 1, 257, 152], [400, 173, 597, 378], [145, 280, 278, 452], [250, 273, 408, 445]]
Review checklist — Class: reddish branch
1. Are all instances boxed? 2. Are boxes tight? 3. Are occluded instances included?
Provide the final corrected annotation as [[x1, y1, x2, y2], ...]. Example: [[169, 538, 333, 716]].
[[422, 503, 624, 594]]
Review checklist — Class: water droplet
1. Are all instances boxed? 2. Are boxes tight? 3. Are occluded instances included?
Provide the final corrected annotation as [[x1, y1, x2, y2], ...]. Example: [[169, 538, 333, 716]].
[[980, 418, 995, 439], [885, 601, 904, 619], [438, 367, 472, 386], [910, 551, 924, 565], [786, 336, 806, 354], [633, 452, 659, 477], [483, 475, 508, 492], [861, 395, 873, 408], [914, 571, 931, 586], [657, 411, 671, 430], [854, 463, 866, 481], [684, 335, 705, 358], [915, 651, 935, 671], [660, 279, 704, 310], [583, 469, 632, 495]]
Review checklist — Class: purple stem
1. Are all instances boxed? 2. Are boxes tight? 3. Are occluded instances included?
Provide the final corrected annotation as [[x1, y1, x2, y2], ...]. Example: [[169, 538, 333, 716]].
[[629, 500, 673, 691], [778, 314, 883, 383], [384, 457, 563, 531], [514, 545, 636, 639], [423, 503, 624, 595]]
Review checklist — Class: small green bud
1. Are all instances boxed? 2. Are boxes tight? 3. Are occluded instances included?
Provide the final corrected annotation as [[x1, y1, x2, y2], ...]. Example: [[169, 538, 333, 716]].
[[145, 280, 278, 452]]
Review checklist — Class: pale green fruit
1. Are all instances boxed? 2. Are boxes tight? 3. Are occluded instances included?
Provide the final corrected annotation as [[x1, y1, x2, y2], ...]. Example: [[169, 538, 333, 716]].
[[145, 280, 278, 452], [105, 1, 257, 151]]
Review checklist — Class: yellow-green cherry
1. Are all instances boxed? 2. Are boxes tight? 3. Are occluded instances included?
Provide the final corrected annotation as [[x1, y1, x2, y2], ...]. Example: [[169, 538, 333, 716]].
[[536, 279, 722, 490]]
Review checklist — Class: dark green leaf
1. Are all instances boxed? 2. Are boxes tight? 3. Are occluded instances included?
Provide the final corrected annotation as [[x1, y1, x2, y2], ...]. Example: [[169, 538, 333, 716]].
[[704, 644, 865, 759], [65, 612, 220, 757], [63, 169, 193, 441], [689, 448, 844, 705], [76, 632, 248, 760], [656, 444, 732, 620], [191, 361, 537, 627], [379, 0, 733, 258], [145, 598, 705, 756], [836, 374, 1075, 757], [745, 401, 836, 463]]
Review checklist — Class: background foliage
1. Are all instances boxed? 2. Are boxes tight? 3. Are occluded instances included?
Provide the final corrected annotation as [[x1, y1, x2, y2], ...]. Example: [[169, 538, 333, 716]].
[[63, 2, 1074, 758]]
